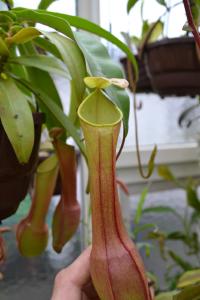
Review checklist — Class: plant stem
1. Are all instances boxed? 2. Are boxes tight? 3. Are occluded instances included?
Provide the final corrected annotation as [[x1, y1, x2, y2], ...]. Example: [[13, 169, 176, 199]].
[[183, 0, 200, 50]]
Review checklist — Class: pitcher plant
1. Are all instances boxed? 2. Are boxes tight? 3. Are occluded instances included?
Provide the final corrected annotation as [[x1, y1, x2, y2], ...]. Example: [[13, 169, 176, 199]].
[[78, 78, 152, 300], [16, 155, 58, 257], [50, 128, 81, 253]]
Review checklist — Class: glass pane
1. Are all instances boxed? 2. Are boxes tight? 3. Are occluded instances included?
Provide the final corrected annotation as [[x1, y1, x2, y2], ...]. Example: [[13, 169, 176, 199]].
[[125, 93, 198, 147], [129, 188, 199, 291], [100, 0, 198, 148]]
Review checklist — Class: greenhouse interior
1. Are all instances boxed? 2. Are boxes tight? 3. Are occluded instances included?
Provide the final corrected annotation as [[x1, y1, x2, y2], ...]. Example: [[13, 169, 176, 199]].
[[0, 0, 200, 299]]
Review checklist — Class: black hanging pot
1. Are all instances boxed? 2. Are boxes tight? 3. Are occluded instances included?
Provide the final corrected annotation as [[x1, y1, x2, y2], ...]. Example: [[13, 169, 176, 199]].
[[144, 36, 200, 97], [0, 112, 45, 221]]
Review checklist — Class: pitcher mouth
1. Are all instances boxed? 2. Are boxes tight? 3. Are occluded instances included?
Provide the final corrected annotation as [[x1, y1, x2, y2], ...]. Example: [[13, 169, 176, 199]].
[[78, 89, 123, 128]]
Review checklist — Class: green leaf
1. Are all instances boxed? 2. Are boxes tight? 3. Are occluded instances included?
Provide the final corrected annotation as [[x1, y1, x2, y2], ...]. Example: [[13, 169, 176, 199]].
[[127, 0, 140, 13], [148, 21, 164, 43], [190, 1, 200, 26], [0, 10, 16, 21], [155, 291, 178, 300], [135, 186, 149, 224], [0, 36, 9, 56], [148, 230, 167, 259], [146, 145, 157, 177], [6, 27, 40, 45], [167, 231, 187, 241], [177, 269, 200, 289], [186, 186, 200, 211], [155, 0, 167, 7], [134, 223, 156, 236], [142, 20, 150, 38], [168, 250, 193, 271], [14, 8, 74, 39], [14, 77, 86, 158], [38, 0, 58, 9], [157, 165, 175, 181], [130, 35, 141, 47], [75, 31, 130, 135], [174, 283, 200, 300], [142, 206, 180, 218], [8, 46, 33, 102], [190, 211, 200, 225], [14, 9, 138, 80], [136, 242, 153, 257], [8, 55, 71, 79], [34, 36, 61, 58], [18, 42, 64, 130], [43, 32, 87, 124], [0, 77, 34, 163]]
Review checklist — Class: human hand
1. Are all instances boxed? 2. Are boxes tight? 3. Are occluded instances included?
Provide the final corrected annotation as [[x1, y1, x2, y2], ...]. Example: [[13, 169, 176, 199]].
[[51, 247, 100, 300]]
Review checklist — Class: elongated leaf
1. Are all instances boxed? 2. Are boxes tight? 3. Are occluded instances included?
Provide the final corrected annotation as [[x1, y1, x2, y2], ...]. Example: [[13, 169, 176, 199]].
[[127, 0, 140, 13], [0, 77, 34, 163], [186, 186, 200, 211], [34, 36, 61, 58], [155, 0, 167, 7], [75, 31, 130, 135], [143, 206, 180, 217], [8, 46, 34, 103], [6, 27, 40, 45], [8, 55, 71, 79], [0, 37, 9, 56], [14, 8, 74, 39], [148, 20, 164, 43], [135, 186, 149, 224], [43, 32, 87, 123], [38, 0, 58, 9], [174, 284, 200, 300], [190, 211, 200, 225], [167, 231, 186, 241], [134, 223, 156, 236], [155, 291, 178, 300], [14, 77, 86, 158], [177, 269, 200, 289], [168, 250, 193, 271], [0, 10, 16, 21], [18, 42, 63, 130], [158, 165, 175, 181], [14, 9, 138, 79], [136, 242, 153, 257]]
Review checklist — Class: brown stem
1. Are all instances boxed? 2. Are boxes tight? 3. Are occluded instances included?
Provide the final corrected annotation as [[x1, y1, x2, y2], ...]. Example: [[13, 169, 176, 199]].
[[183, 0, 200, 50], [116, 125, 126, 160]]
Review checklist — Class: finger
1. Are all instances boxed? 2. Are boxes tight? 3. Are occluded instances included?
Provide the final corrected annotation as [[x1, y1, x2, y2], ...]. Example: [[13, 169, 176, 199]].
[[51, 246, 91, 300], [66, 246, 92, 287]]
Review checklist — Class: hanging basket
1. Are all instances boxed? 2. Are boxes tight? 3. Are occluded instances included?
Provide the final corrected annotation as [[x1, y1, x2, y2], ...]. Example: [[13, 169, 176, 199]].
[[144, 36, 200, 97], [0, 113, 45, 221]]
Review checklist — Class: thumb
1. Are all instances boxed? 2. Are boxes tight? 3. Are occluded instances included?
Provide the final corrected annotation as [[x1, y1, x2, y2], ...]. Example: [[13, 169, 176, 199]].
[[51, 246, 91, 300]]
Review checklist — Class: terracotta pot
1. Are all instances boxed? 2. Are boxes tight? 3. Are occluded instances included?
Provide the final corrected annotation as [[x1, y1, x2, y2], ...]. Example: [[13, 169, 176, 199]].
[[0, 113, 45, 221], [120, 55, 152, 93], [144, 36, 200, 97]]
